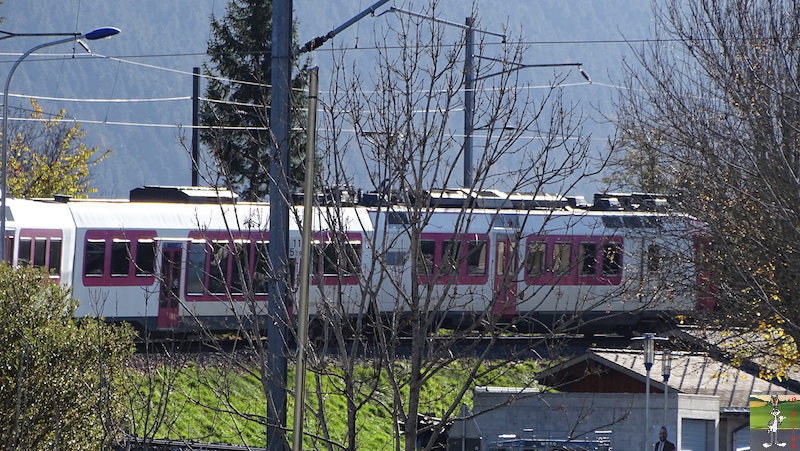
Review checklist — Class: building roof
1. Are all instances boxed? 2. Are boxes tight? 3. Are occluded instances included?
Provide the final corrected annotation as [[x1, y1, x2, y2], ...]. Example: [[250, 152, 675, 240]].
[[535, 348, 797, 408]]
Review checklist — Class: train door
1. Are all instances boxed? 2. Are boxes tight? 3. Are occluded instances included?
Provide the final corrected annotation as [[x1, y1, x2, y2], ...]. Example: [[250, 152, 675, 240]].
[[157, 242, 184, 329], [493, 235, 518, 320]]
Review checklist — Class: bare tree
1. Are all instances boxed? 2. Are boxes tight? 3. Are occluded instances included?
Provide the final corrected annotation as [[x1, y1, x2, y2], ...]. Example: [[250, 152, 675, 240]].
[[123, 3, 698, 450], [301, 4, 626, 451], [610, 0, 800, 362]]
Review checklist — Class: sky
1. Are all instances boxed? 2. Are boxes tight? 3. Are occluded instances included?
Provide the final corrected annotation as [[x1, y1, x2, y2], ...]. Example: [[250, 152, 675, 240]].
[[0, 0, 655, 199]]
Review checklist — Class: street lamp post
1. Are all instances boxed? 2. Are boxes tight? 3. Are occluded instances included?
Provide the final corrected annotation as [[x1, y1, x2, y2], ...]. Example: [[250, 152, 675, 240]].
[[0, 27, 119, 262], [632, 333, 667, 451], [662, 351, 672, 426]]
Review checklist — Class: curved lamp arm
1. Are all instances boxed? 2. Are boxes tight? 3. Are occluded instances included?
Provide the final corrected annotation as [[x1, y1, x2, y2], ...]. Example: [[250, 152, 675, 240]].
[[0, 27, 120, 260]]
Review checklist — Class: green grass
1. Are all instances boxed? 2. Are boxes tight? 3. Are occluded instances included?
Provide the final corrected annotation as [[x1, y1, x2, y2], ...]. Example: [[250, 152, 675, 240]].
[[125, 358, 542, 449]]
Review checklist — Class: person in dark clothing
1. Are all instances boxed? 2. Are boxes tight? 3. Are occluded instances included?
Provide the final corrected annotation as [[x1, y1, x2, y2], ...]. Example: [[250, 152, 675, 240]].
[[654, 427, 675, 451]]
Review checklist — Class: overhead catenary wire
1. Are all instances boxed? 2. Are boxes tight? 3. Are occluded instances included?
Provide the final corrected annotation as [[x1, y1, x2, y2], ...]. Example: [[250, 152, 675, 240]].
[[4, 77, 596, 107], [1, 115, 611, 143], [0, 30, 651, 132], [1, 79, 614, 130]]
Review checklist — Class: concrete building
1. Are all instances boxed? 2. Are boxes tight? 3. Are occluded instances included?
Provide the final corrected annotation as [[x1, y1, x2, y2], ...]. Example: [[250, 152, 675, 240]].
[[471, 348, 798, 451]]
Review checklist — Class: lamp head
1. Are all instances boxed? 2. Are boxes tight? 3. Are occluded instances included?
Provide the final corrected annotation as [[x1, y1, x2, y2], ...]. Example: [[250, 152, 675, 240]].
[[84, 27, 120, 41], [662, 351, 672, 377]]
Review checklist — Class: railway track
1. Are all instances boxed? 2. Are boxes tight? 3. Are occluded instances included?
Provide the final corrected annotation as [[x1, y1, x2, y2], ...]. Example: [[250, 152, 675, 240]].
[[117, 436, 266, 451], [134, 332, 641, 361]]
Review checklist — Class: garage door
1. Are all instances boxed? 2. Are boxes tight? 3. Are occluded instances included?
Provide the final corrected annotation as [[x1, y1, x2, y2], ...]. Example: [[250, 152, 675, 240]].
[[681, 419, 709, 451]]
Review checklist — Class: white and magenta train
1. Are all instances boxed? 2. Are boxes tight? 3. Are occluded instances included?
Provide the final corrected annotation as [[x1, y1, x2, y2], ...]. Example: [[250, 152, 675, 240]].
[[2, 186, 714, 335]]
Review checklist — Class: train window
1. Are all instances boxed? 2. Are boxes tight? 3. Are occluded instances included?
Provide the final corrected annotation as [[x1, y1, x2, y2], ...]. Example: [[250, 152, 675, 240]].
[[315, 240, 361, 277], [386, 250, 407, 266], [342, 242, 361, 276], [48, 239, 61, 276], [18, 236, 61, 276], [580, 242, 597, 275], [552, 242, 572, 275], [441, 240, 462, 275], [496, 241, 508, 276], [208, 241, 230, 294], [602, 216, 624, 228], [417, 240, 435, 275], [387, 211, 410, 226], [84, 240, 106, 276], [466, 240, 487, 275], [135, 240, 156, 276], [4, 236, 13, 264], [647, 244, 662, 272], [186, 242, 207, 295], [492, 214, 520, 229], [230, 241, 248, 294], [33, 238, 47, 268], [81, 231, 157, 286], [642, 216, 662, 228], [18, 237, 31, 267], [525, 242, 546, 276], [321, 243, 338, 276], [602, 243, 622, 276], [253, 241, 269, 294], [110, 240, 131, 276]]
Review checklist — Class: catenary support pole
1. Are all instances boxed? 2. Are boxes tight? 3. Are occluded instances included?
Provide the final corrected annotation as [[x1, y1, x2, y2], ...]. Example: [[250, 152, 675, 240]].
[[462, 16, 474, 188], [191, 67, 200, 186], [292, 65, 318, 451], [268, 0, 292, 449]]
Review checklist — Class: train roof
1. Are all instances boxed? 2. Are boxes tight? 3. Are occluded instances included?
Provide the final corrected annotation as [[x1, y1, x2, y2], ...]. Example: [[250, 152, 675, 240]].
[[9, 199, 372, 234], [32, 186, 677, 213], [5, 186, 684, 234], [304, 186, 679, 212]]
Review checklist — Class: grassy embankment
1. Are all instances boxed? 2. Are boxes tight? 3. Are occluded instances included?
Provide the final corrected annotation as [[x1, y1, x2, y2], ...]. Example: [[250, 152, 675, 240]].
[[126, 358, 542, 449]]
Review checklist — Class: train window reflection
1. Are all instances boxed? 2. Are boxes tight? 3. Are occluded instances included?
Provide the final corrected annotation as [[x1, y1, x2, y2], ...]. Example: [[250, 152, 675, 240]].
[[135, 240, 156, 276], [441, 240, 462, 275], [553, 242, 572, 275], [230, 242, 248, 294], [417, 240, 435, 275], [34, 238, 47, 268], [343, 242, 361, 276], [603, 243, 622, 276], [49, 239, 61, 275], [467, 240, 487, 275], [580, 242, 597, 276], [186, 242, 207, 295], [386, 250, 406, 266], [110, 240, 131, 276], [647, 244, 661, 272], [525, 242, 546, 276], [208, 241, 229, 294], [18, 237, 31, 267], [85, 240, 105, 276], [253, 241, 269, 294]]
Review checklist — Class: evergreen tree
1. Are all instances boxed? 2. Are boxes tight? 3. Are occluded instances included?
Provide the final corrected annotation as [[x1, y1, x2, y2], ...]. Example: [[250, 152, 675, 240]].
[[202, 0, 307, 201]]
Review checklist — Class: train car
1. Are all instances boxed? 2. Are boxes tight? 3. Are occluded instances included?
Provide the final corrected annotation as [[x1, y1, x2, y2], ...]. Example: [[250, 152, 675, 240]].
[[361, 189, 702, 334], [0, 186, 709, 335]]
